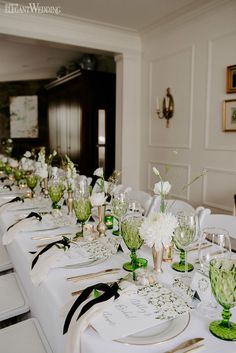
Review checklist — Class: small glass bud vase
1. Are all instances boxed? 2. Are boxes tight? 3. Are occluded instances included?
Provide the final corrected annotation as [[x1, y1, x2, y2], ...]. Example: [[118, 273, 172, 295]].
[[96, 205, 107, 237]]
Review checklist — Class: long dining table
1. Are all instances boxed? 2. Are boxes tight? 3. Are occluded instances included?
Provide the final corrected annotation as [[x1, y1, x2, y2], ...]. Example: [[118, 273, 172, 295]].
[[0, 194, 235, 353]]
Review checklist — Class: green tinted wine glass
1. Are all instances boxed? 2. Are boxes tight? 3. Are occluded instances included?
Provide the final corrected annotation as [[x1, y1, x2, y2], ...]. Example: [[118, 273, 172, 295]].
[[73, 196, 91, 237], [26, 174, 38, 196], [121, 214, 147, 273], [209, 258, 236, 341], [172, 213, 196, 275], [48, 182, 64, 209], [14, 169, 24, 185]]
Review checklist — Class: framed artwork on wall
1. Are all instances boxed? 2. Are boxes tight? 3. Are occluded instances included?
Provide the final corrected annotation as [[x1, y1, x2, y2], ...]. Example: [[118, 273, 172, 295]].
[[226, 65, 236, 93], [223, 99, 236, 131], [9, 95, 38, 138]]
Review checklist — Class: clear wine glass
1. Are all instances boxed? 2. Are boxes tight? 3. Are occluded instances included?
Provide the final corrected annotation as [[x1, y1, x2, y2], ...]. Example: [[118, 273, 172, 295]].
[[172, 212, 197, 280], [128, 200, 143, 216], [197, 227, 231, 318], [111, 193, 129, 236]]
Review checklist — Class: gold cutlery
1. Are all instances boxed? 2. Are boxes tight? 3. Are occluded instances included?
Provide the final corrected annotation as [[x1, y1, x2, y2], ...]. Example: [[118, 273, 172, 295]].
[[188, 243, 211, 252], [31, 233, 72, 240], [163, 338, 204, 353], [66, 268, 121, 282]]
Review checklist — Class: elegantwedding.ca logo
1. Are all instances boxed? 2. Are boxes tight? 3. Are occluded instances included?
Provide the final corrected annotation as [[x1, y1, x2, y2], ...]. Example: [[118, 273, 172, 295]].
[[5, 2, 61, 15]]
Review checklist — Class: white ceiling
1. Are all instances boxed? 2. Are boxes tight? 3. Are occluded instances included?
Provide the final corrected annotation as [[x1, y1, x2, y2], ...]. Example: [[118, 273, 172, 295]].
[[3, 0, 218, 32], [0, 0, 223, 81]]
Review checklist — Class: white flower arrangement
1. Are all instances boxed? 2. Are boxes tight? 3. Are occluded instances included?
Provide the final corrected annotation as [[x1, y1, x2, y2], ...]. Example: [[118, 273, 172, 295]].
[[153, 167, 171, 213], [64, 155, 77, 192], [140, 212, 178, 251], [8, 158, 18, 168], [19, 151, 36, 172], [90, 192, 107, 207], [35, 147, 48, 179], [92, 168, 121, 199]]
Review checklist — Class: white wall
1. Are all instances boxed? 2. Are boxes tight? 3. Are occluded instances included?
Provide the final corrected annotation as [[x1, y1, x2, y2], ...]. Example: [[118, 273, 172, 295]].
[[140, 0, 236, 213]]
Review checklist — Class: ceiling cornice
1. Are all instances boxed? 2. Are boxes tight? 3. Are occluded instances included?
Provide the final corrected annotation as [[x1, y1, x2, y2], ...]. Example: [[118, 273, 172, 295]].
[[140, 0, 232, 36]]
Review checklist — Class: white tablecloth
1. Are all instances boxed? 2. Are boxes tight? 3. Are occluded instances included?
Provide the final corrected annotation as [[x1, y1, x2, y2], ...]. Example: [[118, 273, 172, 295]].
[[0, 198, 235, 353]]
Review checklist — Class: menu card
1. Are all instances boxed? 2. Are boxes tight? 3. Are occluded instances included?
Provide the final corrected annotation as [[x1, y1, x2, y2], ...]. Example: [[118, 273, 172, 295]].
[[91, 282, 191, 340]]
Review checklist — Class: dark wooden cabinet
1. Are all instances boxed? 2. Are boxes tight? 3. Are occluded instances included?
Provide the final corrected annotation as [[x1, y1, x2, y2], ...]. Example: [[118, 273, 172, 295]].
[[46, 69, 116, 179]]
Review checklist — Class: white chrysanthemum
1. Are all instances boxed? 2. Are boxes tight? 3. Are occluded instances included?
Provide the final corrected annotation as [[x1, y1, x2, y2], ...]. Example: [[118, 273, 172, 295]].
[[140, 212, 178, 251]]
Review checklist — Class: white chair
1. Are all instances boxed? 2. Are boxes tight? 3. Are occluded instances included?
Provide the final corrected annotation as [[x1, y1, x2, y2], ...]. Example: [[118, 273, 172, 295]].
[[146, 196, 195, 216], [126, 190, 152, 213], [0, 244, 12, 273], [0, 318, 53, 353], [146, 196, 211, 232], [200, 213, 236, 251], [0, 272, 29, 323]]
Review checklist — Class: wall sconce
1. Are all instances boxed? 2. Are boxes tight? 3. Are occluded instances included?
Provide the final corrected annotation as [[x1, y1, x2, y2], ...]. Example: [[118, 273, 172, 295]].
[[156, 88, 174, 128]]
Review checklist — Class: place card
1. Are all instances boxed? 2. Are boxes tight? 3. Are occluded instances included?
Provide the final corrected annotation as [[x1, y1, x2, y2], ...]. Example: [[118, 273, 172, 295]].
[[190, 270, 211, 302], [91, 282, 191, 340]]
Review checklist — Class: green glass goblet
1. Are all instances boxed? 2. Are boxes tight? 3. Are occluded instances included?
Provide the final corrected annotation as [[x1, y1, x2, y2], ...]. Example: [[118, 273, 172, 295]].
[[4, 164, 12, 176], [73, 197, 91, 237], [172, 213, 196, 275], [0, 160, 5, 172], [209, 258, 236, 341], [26, 174, 38, 196], [121, 214, 147, 274], [48, 182, 64, 209], [14, 169, 24, 186]]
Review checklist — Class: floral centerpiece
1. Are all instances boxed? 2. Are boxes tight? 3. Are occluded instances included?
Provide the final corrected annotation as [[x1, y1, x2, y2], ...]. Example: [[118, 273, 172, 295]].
[[90, 168, 121, 237], [35, 147, 48, 180], [140, 167, 178, 272], [63, 155, 77, 214], [19, 150, 36, 173], [63, 155, 77, 193]]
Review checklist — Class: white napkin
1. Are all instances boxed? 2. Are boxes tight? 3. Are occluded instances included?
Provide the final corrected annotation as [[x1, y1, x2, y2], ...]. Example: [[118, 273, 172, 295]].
[[2, 218, 40, 245], [65, 297, 114, 353], [65, 281, 137, 353], [0, 200, 23, 213], [30, 246, 64, 286]]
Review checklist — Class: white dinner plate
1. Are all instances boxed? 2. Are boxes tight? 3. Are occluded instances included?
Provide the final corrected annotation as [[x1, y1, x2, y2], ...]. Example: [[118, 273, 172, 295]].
[[116, 313, 190, 345]]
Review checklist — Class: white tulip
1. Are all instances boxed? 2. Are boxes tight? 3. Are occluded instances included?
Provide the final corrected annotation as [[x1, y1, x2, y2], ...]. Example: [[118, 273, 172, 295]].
[[93, 167, 104, 178], [90, 192, 107, 207], [152, 167, 160, 177], [154, 181, 171, 195]]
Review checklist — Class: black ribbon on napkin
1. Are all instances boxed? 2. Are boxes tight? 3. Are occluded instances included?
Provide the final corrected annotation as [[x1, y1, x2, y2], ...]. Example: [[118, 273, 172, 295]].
[[31, 237, 71, 270], [7, 211, 42, 232], [3, 184, 12, 191], [0, 196, 24, 209], [63, 282, 120, 334], [0, 176, 7, 182]]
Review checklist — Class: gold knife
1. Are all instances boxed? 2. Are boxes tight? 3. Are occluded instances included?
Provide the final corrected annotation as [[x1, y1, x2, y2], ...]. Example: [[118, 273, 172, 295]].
[[66, 268, 121, 282], [163, 338, 204, 353]]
